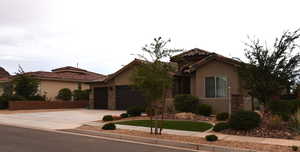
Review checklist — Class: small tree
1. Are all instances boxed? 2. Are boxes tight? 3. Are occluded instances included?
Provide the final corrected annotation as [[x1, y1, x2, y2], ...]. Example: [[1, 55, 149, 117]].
[[13, 66, 40, 99], [131, 37, 182, 134], [239, 29, 300, 109]]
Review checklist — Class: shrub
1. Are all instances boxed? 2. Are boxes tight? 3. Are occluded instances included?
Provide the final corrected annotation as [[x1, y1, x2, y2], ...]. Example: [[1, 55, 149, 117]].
[[0, 96, 9, 109], [292, 145, 298, 151], [102, 115, 114, 122], [216, 112, 229, 121], [13, 73, 40, 99], [205, 134, 218, 142], [9, 95, 25, 101], [57, 88, 72, 101], [229, 111, 261, 131], [73, 89, 90, 101], [102, 123, 116, 130], [267, 115, 282, 129], [27, 95, 45, 101], [197, 104, 212, 116], [120, 113, 129, 118], [269, 100, 300, 121], [174, 94, 199, 113], [213, 122, 230, 132], [126, 106, 144, 116]]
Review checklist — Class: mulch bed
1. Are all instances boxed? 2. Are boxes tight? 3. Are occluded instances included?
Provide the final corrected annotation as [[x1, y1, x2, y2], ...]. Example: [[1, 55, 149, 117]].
[[220, 114, 299, 139], [77, 125, 295, 152]]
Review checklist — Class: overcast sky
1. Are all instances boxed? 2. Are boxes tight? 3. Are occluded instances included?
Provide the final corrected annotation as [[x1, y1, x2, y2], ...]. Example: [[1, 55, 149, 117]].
[[0, 0, 299, 75]]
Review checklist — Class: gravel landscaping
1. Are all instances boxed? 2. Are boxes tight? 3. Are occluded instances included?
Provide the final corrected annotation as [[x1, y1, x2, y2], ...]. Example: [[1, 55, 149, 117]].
[[77, 125, 295, 152], [116, 120, 213, 132]]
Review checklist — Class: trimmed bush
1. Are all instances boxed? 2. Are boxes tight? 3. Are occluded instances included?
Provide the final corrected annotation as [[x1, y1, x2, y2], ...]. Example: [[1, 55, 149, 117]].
[[229, 111, 261, 131], [174, 94, 199, 113], [57, 88, 72, 101], [102, 115, 114, 122], [269, 100, 300, 121], [205, 134, 218, 142], [126, 106, 144, 117], [213, 122, 229, 132], [120, 113, 129, 118], [27, 95, 45, 101], [216, 112, 229, 121], [73, 89, 90, 101], [292, 145, 298, 151], [0, 96, 9, 109], [102, 123, 116, 130], [197, 104, 212, 116]]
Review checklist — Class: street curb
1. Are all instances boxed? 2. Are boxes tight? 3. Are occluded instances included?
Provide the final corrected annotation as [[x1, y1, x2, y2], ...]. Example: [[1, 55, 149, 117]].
[[64, 128, 266, 152]]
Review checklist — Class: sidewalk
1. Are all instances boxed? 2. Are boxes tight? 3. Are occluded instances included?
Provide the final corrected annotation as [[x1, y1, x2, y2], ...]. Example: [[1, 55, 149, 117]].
[[84, 121, 300, 147]]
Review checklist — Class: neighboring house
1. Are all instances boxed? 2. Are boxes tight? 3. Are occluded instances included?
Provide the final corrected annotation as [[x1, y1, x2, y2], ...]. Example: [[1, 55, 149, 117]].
[[89, 48, 250, 113], [25, 66, 105, 101], [0, 67, 10, 95]]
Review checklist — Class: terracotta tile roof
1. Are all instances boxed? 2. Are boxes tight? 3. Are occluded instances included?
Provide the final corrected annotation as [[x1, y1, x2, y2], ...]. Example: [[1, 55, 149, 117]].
[[24, 66, 105, 82], [0, 67, 10, 78]]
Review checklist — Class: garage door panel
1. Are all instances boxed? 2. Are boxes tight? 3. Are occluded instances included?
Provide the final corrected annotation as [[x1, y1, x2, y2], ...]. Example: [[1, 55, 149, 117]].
[[94, 87, 108, 109], [116, 85, 146, 110]]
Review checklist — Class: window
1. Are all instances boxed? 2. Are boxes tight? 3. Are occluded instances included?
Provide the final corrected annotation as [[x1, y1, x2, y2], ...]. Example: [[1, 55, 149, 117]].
[[205, 76, 227, 98]]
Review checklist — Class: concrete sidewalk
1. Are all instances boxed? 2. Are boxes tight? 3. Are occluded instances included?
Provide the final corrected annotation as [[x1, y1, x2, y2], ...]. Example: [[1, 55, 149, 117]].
[[85, 122, 300, 147]]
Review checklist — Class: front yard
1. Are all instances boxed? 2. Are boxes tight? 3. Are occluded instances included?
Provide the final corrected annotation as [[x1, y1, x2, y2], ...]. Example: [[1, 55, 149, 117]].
[[116, 120, 213, 132]]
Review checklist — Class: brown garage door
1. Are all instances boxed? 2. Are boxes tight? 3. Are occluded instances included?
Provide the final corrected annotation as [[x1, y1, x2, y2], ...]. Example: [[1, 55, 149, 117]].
[[94, 87, 108, 109], [116, 85, 146, 110]]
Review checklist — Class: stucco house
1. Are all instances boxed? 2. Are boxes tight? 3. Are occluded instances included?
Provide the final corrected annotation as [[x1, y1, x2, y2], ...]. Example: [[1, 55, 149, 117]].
[[25, 66, 105, 101], [89, 48, 250, 113]]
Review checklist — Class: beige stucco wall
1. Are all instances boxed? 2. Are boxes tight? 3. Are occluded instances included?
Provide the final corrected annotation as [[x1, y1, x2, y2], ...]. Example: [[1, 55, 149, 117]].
[[39, 80, 90, 101], [192, 60, 242, 113], [114, 68, 135, 86]]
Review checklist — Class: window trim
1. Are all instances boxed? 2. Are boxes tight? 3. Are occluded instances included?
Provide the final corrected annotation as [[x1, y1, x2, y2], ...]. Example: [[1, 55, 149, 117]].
[[204, 76, 228, 98]]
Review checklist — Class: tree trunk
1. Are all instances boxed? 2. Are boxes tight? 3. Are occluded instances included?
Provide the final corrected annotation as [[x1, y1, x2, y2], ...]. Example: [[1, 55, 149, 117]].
[[159, 89, 167, 135]]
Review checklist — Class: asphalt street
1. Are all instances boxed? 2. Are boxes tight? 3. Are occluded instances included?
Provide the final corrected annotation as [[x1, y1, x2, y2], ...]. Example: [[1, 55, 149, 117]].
[[0, 125, 194, 152]]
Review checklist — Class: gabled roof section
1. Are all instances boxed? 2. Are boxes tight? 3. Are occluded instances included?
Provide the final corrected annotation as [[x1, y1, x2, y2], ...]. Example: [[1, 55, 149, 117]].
[[99, 59, 144, 83], [182, 53, 241, 73], [170, 48, 211, 62], [24, 66, 105, 82]]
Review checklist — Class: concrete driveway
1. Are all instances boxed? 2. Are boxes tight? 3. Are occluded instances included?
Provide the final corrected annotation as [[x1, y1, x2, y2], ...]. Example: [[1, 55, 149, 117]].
[[0, 109, 124, 130]]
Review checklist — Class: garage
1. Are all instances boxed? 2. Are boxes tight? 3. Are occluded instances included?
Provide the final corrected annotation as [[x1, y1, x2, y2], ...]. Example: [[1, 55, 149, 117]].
[[116, 85, 146, 110], [94, 87, 108, 109]]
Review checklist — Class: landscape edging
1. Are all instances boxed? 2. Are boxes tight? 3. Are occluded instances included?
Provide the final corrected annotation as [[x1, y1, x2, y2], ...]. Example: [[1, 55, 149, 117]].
[[66, 128, 265, 152]]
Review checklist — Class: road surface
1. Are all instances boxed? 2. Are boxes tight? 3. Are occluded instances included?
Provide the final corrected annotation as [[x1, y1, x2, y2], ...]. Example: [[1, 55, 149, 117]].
[[0, 125, 194, 152]]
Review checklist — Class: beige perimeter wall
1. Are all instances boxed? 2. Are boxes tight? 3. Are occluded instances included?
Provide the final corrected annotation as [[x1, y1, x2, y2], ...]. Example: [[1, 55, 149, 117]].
[[39, 80, 90, 101]]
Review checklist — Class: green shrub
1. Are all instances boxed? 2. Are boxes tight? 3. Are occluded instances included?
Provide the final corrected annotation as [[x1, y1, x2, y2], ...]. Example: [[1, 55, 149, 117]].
[[57, 88, 72, 101], [213, 122, 230, 132], [27, 95, 45, 101], [120, 113, 129, 118], [269, 100, 300, 121], [102, 123, 116, 130], [126, 106, 144, 116], [205, 134, 218, 142], [292, 145, 298, 151], [197, 104, 212, 116], [0, 96, 9, 109], [174, 94, 199, 113], [216, 112, 229, 121], [102, 115, 114, 122], [9, 95, 25, 101], [229, 111, 261, 131], [13, 73, 40, 99], [73, 89, 90, 101]]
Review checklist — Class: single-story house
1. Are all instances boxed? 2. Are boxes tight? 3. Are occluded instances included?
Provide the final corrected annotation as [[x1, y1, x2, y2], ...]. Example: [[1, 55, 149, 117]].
[[89, 48, 251, 113], [24, 66, 105, 101]]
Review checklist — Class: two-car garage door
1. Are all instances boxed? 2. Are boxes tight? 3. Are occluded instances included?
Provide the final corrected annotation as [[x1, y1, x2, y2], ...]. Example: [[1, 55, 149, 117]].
[[94, 85, 146, 110]]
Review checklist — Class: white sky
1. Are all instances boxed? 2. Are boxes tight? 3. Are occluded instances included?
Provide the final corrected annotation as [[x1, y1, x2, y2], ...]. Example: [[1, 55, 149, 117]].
[[0, 0, 299, 75]]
